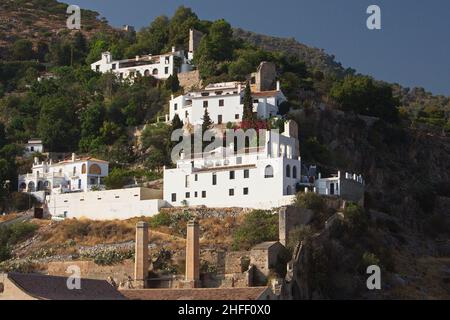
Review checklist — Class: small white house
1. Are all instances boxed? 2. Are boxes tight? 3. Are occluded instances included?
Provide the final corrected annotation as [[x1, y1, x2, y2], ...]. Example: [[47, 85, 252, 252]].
[[24, 139, 44, 156], [169, 81, 286, 125], [163, 121, 301, 209], [314, 171, 365, 204], [18, 153, 109, 195], [47, 187, 166, 220], [90, 48, 193, 81]]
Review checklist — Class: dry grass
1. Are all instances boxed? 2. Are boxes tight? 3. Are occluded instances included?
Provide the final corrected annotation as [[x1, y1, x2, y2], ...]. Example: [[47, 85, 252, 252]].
[[0, 214, 18, 223]]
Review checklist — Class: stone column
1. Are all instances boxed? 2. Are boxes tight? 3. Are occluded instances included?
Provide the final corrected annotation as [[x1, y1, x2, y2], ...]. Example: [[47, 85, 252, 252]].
[[134, 221, 149, 289], [185, 219, 200, 288]]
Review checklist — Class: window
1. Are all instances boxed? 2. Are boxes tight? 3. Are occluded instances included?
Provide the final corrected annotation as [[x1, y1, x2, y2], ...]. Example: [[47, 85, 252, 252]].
[[293, 166, 297, 179], [90, 178, 96, 185], [235, 114, 240, 120], [243, 187, 249, 195], [112, 63, 116, 70], [174, 103, 178, 111], [165, 57, 170, 64], [286, 164, 291, 178], [229, 189, 234, 196], [115, 196, 120, 199], [195, 174, 198, 181], [212, 173, 217, 185], [287, 185, 292, 195], [95, 65, 100, 71], [202, 191, 206, 198], [253, 99, 259, 103], [219, 99, 224, 107], [30, 146, 34, 151], [89, 164, 102, 175], [218, 115, 222, 124], [265, 165, 274, 178], [203, 101, 208, 108], [195, 191, 198, 198], [186, 192, 190, 198], [244, 169, 249, 179], [230, 171, 235, 180], [171, 193, 176, 202], [165, 67, 169, 74], [152, 68, 158, 75]]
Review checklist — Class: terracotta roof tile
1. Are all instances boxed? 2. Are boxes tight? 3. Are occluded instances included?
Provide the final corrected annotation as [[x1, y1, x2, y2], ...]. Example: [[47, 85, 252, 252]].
[[8, 273, 125, 300], [120, 287, 270, 300]]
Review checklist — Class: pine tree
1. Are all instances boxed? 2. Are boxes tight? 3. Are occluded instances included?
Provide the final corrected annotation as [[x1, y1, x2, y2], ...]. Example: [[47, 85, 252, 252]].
[[171, 114, 183, 131], [202, 107, 213, 133], [242, 81, 256, 122]]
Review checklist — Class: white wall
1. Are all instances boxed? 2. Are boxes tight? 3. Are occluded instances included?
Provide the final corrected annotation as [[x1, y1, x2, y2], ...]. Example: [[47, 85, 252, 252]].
[[168, 87, 287, 125], [47, 187, 167, 220]]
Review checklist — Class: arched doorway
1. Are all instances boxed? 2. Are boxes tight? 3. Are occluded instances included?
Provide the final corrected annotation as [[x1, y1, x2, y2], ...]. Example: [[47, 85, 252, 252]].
[[27, 181, 35, 192]]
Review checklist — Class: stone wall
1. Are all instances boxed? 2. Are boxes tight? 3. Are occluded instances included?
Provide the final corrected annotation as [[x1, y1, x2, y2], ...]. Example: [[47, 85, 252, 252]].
[[47, 260, 134, 285], [279, 206, 314, 246], [178, 70, 202, 91]]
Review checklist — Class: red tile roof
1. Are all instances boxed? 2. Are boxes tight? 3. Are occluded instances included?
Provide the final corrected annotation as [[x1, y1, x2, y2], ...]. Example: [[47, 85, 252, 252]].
[[121, 287, 270, 300], [251, 90, 279, 97], [7, 273, 125, 300]]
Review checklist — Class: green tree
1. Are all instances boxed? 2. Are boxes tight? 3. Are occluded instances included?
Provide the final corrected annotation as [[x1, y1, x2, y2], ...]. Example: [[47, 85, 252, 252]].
[[242, 82, 256, 122], [232, 210, 278, 250], [330, 75, 399, 122], [137, 15, 170, 55], [171, 114, 183, 131], [38, 96, 79, 151], [12, 40, 34, 61], [202, 107, 213, 133], [168, 6, 199, 49], [165, 74, 180, 93]]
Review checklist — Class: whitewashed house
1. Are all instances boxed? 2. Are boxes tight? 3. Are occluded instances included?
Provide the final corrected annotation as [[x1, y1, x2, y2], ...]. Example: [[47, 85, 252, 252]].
[[169, 81, 287, 125], [314, 172, 365, 204], [90, 48, 193, 81], [18, 153, 109, 195], [163, 121, 301, 209], [24, 139, 44, 156]]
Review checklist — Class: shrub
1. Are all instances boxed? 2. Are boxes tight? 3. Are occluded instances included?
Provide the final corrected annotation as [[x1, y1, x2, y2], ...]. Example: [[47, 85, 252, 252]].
[[81, 249, 134, 266], [294, 192, 325, 213], [287, 225, 314, 251], [8, 192, 38, 211], [150, 211, 171, 228], [359, 252, 380, 274], [63, 220, 91, 239], [232, 210, 278, 250], [343, 203, 368, 235], [7, 222, 38, 244]]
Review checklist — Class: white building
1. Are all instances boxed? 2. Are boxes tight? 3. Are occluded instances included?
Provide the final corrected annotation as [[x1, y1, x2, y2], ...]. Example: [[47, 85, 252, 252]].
[[90, 48, 193, 81], [169, 81, 287, 125], [314, 171, 365, 204], [47, 187, 166, 221], [18, 153, 109, 195], [163, 121, 301, 209], [24, 139, 44, 156]]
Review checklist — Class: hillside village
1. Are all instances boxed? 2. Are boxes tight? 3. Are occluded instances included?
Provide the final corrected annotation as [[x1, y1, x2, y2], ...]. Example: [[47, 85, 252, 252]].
[[0, 1, 449, 300]]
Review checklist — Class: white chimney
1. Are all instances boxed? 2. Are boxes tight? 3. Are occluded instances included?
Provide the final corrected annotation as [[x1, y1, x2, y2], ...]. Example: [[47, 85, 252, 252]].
[[172, 46, 176, 53], [71, 153, 76, 162], [276, 80, 280, 91], [238, 83, 242, 93], [135, 55, 139, 61], [34, 157, 38, 165]]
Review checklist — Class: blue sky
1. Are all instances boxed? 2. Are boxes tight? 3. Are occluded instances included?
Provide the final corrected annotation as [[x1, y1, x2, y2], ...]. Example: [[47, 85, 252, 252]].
[[70, 0, 450, 96]]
